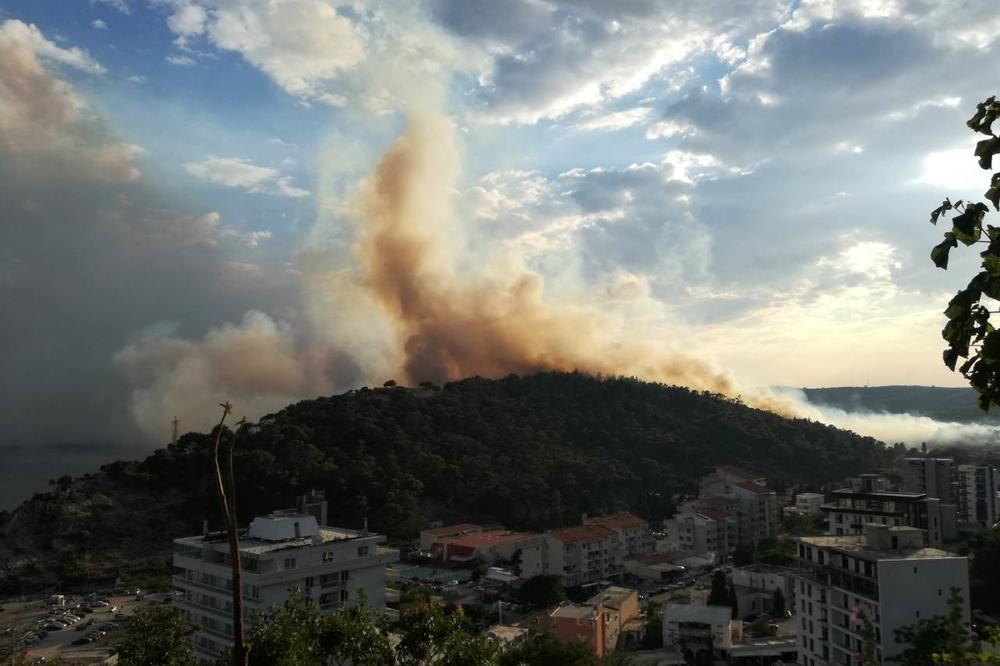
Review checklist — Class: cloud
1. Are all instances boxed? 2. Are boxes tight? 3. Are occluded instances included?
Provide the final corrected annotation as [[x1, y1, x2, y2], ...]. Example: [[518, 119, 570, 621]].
[[573, 107, 653, 132], [1, 20, 105, 75], [91, 19, 108, 30], [162, 0, 364, 105], [166, 54, 195, 66], [184, 156, 309, 197], [91, 0, 131, 13]]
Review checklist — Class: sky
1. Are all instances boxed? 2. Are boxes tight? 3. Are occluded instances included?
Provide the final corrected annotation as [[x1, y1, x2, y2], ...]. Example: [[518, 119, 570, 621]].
[[2, 0, 999, 447]]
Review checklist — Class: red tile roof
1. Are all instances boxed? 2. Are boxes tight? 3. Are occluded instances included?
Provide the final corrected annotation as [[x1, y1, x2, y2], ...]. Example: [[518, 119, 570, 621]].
[[443, 530, 538, 549], [584, 512, 647, 529], [696, 510, 732, 523], [696, 496, 739, 508], [548, 525, 617, 544], [733, 480, 773, 495], [423, 523, 480, 536]]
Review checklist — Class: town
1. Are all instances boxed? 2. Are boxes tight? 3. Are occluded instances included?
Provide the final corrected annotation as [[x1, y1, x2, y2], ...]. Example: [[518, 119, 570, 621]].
[[4, 453, 996, 665]]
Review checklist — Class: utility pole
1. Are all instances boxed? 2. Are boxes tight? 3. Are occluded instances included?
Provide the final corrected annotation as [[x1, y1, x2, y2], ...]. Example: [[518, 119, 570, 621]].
[[171, 417, 179, 446]]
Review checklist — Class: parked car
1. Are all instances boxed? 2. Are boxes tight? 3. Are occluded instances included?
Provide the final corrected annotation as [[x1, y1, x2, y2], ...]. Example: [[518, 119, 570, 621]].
[[113, 613, 128, 621], [43, 623, 63, 631], [92, 601, 109, 608]]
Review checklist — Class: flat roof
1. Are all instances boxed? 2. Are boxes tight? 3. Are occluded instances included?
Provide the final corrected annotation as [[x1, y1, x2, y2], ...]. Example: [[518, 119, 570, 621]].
[[664, 604, 732, 625], [588, 586, 637, 608], [796, 535, 960, 561], [550, 603, 600, 620], [176, 526, 380, 555], [831, 489, 926, 499], [585, 512, 648, 529], [422, 523, 479, 536]]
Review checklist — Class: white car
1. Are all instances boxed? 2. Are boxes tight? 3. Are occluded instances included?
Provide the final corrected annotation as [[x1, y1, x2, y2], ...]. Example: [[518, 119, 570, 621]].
[[92, 601, 110, 608]]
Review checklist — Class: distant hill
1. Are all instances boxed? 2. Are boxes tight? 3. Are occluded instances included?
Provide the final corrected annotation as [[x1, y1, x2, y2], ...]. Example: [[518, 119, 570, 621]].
[[802, 385, 1000, 424], [0, 372, 893, 589]]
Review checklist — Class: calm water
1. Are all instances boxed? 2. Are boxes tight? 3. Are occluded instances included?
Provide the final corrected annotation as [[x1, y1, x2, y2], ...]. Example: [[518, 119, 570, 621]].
[[0, 444, 141, 511]]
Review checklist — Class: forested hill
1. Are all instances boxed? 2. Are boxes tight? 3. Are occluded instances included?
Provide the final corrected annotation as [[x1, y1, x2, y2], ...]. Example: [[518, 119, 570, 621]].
[[802, 385, 1000, 424], [0, 372, 893, 585]]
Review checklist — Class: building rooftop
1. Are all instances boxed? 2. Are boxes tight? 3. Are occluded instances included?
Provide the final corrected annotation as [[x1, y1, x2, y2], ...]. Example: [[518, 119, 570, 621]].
[[442, 530, 537, 549], [796, 492, 825, 499], [796, 534, 959, 561], [733, 480, 774, 495], [550, 603, 601, 621], [694, 496, 740, 508], [588, 585, 637, 609], [422, 522, 480, 536], [696, 509, 732, 523], [177, 525, 381, 555], [487, 625, 529, 643], [830, 488, 926, 499], [585, 512, 648, 529], [548, 525, 616, 544], [664, 604, 732, 625]]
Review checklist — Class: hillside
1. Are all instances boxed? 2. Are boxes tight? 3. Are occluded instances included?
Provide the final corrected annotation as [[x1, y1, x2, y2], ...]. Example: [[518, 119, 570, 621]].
[[0, 372, 894, 589], [802, 385, 1000, 424]]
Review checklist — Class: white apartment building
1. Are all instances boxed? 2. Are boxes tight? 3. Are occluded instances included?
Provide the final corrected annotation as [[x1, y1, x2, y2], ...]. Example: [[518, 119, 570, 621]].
[[583, 512, 655, 557], [792, 525, 969, 666], [957, 464, 999, 528], [173, 511, 398, 662], [900, 457, 958, 504], [663, 509, 734, 560], [795, 493, 825, 518], [821, 486, 955, 547], [662, 604, 735, 659], [521, 525, 625, 587], [699, 465, 778, 543]]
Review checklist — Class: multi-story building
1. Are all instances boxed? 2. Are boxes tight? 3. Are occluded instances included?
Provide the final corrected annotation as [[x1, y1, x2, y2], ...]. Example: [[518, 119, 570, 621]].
[[583, 512, 655, 557], [587, 586, 639, 653], [729, 564, 796, 620], [900, 457, 958, 504], [795, 493, 826, 518], [662, 604, 736, 660], [173, 510, 398, 662], [956, 464, 999, 528], [418, 523, 481, 552], [523, 525, 624, 586], [663, 509, 734, 560], [520, 602, 607, 656], [821, 484, 956, 547], [792, 525, 969, 666], [699, 466, 778, 543]]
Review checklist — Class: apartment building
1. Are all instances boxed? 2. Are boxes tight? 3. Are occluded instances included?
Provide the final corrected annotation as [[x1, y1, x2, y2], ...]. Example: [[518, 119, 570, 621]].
[[520, 602, 607, 657], [730, 564, 796, 620], [173, 510, 398, 662], [662, 604, 736, 660], [523, 525, 625, 586], [699, 465, 778, 543], [662, 509, 734, 559], [429, 530, 540, 568], [587, 586, 640, 652], [792, 525, 969, 666], [956, 464, 999, 528], [583, 512, 655, 557], [821, 485, 955, 547], [795, 493, 825, 518], [900, 457, 958, 504], [418, 523, 481, 552]]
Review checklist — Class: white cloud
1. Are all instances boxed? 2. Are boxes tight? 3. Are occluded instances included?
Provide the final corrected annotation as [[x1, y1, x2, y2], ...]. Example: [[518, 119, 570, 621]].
[[184, 156, 309, 197], [91, 0, 130, 13], [918, 145, 986, 191], [162, 0, 364, 106], [166, 54, 196, 66], [0, 20, 104, 75], [833, 141, 864, 154], [91, 19, 108, 31], [645, 119, 697, 140], [573, 107, 652, 132]]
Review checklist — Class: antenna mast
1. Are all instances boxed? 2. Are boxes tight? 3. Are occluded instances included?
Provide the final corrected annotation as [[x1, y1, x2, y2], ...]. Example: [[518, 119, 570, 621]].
[[171, 417, 179, 446]]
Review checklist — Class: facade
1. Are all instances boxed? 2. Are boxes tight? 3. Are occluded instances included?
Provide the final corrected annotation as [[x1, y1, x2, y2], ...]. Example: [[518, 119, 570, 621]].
[[528, 525, 625, 586], [821, 487, 956, 547], [730, 564, 795, 620], [583, 512, 655, 557], [795, 493, 825, 518], [587, 586, 640, 652], [662, 604, 735, 660], [520, 603, 607, 656], [900, 457, 958, 504], [956, 464, 999, 528], [792, 525, 970, 666], [173, 511, 398, 662], [663, 509, 735, 559], [698, 466, 778, 543]]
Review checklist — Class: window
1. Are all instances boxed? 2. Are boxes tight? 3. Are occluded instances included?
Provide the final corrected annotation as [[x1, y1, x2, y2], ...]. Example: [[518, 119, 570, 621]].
[[358, 545, 369, 557], [323, 551, 335, 563], [284, 557, 296, 569], [306, 577, 315, 588]]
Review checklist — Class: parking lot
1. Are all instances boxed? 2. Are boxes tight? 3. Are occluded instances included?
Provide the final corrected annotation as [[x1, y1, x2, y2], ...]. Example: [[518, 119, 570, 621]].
[[0, 588, 168, 662]]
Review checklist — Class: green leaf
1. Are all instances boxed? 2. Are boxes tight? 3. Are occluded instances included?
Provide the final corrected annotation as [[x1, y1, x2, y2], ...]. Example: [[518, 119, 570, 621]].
[[982, 330, 1000, 361], [932, 233, 958, 269], [931, 199, 953, 225], [976, 138, 1000, 170], [952, 204, 987, 245], [944, 348, 960, 371], [978, 393, 993, 412]]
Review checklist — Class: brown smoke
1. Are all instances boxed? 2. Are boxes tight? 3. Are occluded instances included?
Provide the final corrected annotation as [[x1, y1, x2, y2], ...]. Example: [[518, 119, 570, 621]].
[[353, 113, 774, 404]]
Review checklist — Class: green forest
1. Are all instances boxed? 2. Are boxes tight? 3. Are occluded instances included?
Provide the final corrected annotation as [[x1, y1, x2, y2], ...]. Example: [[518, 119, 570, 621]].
[[1, 372, 895, 585]]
